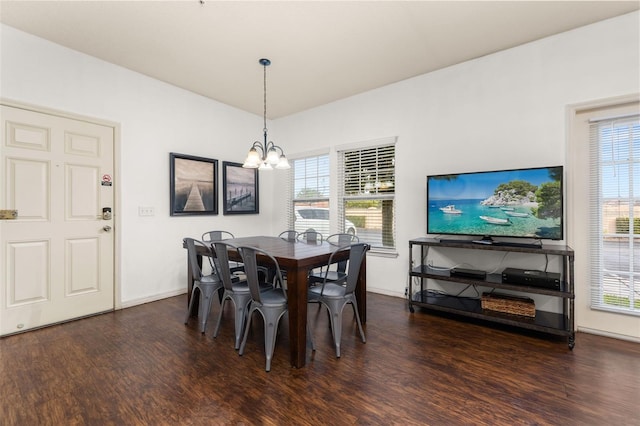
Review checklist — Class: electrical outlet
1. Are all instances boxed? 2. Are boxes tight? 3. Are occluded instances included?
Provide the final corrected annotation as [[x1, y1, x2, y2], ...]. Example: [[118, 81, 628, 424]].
[[138, 206, 155, 216]]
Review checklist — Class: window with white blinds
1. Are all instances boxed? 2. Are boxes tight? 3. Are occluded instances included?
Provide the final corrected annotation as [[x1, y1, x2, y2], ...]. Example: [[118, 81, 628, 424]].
[[338, 144, 396, 251], [287, 154, 331, 237], [589, 114, 640, 315]]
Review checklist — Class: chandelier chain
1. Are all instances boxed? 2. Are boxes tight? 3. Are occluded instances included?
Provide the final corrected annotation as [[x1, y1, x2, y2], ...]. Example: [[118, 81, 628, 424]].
[[242, 58, 289, 170], [263, 62, 268, 133]]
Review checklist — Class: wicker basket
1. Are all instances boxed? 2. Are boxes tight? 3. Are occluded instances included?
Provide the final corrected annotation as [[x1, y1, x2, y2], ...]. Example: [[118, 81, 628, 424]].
[[481, 292, 535, 317]]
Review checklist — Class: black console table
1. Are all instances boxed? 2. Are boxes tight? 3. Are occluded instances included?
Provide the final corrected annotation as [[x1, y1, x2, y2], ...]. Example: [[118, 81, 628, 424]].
[[408, 238, 575, 349]]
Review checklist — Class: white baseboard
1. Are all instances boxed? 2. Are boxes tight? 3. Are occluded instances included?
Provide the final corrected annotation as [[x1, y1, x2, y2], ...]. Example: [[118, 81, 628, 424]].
[[577, 326, 640, 343], [119, 289, 186, 310], [367, 287, 404, 299]]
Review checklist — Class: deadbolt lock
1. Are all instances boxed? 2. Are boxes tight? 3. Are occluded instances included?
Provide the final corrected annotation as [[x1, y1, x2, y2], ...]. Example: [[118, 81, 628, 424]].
[[0, 210, 18, 220]]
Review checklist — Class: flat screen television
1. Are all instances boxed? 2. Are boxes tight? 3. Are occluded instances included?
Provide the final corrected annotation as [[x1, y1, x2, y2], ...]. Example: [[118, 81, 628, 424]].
[[427, 166, 563, 242]]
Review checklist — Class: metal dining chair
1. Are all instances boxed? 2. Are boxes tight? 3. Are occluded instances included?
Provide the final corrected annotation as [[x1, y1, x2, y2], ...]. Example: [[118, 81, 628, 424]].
[[278, 230, 299, 242], [237, 245, 289, 371], [201, 230, 245, 273], [184, 238, 224, 334], [307, 243, 369, 358], [201, 230, 235, 243], [297, 229, 323, 244], [211, 241, 273, 349], [308, 233, 360, 286]]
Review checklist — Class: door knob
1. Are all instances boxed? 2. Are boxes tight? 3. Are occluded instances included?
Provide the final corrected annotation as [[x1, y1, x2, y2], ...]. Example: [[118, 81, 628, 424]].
[[103, 225, 112, 232]]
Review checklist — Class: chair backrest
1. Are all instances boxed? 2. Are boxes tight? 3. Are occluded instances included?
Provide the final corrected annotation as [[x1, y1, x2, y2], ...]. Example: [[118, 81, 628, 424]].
[[343, 243, 369, 294], [297, 229, 323, 244], [237, 246, 285, 303], [320, 243, 369, 295], [326, 233, 359, 272], [185, 237, 209, 282], [202, 230, 234, 243], [327, 233, 360, 246], [211, 241, 239, 291], [278, 230, 299, 242]]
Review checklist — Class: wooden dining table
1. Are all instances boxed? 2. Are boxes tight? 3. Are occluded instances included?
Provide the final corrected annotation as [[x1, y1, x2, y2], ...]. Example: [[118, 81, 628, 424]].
[[184, 235, 367, 368]]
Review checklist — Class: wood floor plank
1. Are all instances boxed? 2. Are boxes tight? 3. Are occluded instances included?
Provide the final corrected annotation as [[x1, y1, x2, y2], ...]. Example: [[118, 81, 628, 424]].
[[1, 293, 639, 425]]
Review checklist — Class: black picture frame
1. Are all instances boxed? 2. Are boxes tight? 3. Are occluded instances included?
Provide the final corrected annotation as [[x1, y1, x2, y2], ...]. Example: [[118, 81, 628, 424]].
[[170, 152, 218, 216], [222, 161, 259, 215]]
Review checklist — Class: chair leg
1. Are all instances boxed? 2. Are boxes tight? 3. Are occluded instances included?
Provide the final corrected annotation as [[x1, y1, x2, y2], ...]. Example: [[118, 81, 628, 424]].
[[213, 293, 251, 350], [239, 304, 254, 356], [232, 295, 251, 350], [198, 285, 217, 334], [263, 308, 287, 372], [324, 298, 366, 358], [323, 299, 345, 358], [307, 319, 316, 351], [350, 297, 366, 343], [184, 287, 198, 325], [212, 293, 228, 338], [332, 310, 343, 358]]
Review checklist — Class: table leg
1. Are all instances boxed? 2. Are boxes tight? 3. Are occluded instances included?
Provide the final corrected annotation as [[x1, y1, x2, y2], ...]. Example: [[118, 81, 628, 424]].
[[287, 268, 308, 368], [356, 254, 367, 323]]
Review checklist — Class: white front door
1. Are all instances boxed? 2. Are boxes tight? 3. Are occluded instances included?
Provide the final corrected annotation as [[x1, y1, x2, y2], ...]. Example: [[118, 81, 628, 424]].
[[0, 104, 115, 335]]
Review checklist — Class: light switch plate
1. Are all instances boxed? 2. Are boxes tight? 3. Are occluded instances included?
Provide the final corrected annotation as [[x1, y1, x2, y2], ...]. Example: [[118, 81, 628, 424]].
[[138, 206, 155, 216]]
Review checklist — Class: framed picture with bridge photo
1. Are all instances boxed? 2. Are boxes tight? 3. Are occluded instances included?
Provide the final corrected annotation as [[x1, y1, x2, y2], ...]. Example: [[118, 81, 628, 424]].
[[170, 152, 218, 216], [222, 161, 259, 215]]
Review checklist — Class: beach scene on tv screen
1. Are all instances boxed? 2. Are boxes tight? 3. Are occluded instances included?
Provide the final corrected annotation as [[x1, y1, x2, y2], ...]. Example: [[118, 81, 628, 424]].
[[428, 167, 563, 240]]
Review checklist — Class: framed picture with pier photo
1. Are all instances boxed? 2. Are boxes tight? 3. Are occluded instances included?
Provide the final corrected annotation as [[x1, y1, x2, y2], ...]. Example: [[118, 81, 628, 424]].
[[170, 152, 218, 216], [223, 161, 259, 215]]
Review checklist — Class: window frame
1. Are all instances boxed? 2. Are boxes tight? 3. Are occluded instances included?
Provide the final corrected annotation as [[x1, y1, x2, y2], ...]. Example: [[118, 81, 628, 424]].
[[589, 114, 640, 316], [337, 139, 397, 254]]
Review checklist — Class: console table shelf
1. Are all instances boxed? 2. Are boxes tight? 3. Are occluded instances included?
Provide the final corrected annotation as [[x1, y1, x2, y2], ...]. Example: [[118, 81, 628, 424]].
[[409, 238, 575, 348]]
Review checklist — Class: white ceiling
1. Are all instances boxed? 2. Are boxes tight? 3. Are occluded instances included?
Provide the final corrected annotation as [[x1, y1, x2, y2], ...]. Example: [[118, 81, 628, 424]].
[[1, 1, 638, 118]]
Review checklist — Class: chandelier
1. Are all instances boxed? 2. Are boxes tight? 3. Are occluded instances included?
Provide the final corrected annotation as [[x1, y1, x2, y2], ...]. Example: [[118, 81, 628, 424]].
[[242, 58, 290, 170]]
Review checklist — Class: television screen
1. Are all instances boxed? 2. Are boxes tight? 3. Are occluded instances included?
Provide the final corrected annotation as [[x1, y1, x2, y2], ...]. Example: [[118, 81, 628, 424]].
[[427, 166, 563, 240]]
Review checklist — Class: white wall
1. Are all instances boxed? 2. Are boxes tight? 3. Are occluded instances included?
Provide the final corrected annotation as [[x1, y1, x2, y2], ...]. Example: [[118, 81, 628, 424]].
[[2, 11, 639, 338], [274, 12, 640, 338], [1, 24, 279, 305]]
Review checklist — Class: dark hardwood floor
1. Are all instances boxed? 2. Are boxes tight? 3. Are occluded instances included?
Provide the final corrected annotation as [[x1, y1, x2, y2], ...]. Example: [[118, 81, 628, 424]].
[[1, 292, 639, 425]]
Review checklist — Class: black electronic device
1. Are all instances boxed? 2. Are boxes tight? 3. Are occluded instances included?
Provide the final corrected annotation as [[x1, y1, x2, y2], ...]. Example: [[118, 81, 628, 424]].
[[450, 267, 487, 280], [501, 267, 562, 290]]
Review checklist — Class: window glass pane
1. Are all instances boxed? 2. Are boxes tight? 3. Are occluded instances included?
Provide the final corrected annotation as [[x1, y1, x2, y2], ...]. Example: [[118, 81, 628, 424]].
[[345, 199, 395, 249], [292, 154, 330, 200], [603, 201, 630, 235], [293, 201, 331, 237], [613, 126, 630, 161], [291, 154, 330, 237], [603, 237, 630, 271], [602, 272, 631, 307], [602, 164, 630, 198], [633, 164, 640, 197], [633, 237, 640, 271]]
